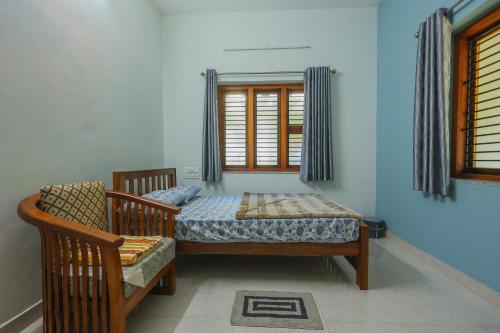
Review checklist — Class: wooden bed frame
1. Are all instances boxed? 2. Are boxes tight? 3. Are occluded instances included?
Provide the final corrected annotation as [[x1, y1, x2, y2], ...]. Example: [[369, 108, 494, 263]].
[[113, 168, 369, 290]]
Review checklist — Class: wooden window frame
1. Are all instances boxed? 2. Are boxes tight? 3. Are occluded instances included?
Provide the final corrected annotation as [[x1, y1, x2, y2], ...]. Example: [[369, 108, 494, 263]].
[[254, 88, 282, 168], [452, 7, 500, 182], [218, 83, 303, 173], [287, 88, 304, 169]]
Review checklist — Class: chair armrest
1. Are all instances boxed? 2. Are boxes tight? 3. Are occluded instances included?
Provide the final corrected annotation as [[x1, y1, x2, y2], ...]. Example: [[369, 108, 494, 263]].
[[106, 190, 181, 237]]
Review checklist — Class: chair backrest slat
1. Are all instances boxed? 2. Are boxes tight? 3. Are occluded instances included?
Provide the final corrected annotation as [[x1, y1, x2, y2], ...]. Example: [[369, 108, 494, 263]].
[[90, 245, 99, 333], [70, 238, 80, 333]]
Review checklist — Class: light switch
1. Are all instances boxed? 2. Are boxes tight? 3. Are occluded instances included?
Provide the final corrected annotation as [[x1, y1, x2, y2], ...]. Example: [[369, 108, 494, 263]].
[[184, 167, 200, 179]]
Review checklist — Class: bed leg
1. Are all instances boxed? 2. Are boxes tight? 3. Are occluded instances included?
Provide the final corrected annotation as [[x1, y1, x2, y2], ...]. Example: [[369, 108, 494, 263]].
[[165, 259, 176, 295], [356, 223, 369, 290], [150, 259, 176, 295]]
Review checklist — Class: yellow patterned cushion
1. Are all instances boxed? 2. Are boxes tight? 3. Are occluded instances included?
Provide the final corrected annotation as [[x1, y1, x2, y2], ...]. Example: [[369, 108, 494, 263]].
[[78, 236, 164, 266], [40, 181, 107, 231], [118, 236, 164, 265]]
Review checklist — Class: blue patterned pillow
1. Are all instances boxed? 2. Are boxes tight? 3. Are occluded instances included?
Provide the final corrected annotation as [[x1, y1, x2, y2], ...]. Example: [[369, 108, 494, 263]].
[[176, 186, 201, 202], [142, 189, 186, 206]]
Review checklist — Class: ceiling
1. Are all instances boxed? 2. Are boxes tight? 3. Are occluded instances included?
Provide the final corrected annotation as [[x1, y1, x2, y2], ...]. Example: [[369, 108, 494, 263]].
[[151, 0, 380, 14]]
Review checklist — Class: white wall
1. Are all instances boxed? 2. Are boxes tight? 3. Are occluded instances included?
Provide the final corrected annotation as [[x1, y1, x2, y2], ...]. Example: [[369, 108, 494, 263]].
[[0, 0, 163, 323], [162, 8, 377, 216]]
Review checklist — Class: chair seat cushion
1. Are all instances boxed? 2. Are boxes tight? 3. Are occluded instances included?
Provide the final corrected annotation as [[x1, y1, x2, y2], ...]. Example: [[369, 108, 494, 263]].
[[78, 235, 164, 266], [122, 237, 175, 297], [70, 237, 175, 298]]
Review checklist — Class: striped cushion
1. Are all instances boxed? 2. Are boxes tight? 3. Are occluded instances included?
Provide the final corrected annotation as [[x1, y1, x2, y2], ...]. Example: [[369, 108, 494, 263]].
[[79, 236, 164, 266], [118, 236, 164, 265]]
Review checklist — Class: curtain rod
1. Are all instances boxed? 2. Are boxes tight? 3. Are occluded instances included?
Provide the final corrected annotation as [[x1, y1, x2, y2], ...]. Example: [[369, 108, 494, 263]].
[[223, 46, 311, 52], [414, 0, 465, 38], [200, 69, 337, 77]]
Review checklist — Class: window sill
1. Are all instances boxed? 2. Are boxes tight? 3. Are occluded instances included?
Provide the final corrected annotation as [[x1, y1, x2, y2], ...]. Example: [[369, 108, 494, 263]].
[[452, 173, 500, 187], [452, 178, 500, 187]]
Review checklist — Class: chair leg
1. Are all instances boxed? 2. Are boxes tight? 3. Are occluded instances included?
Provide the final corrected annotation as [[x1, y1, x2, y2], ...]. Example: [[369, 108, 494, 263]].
[[110, 317, 126, 333]]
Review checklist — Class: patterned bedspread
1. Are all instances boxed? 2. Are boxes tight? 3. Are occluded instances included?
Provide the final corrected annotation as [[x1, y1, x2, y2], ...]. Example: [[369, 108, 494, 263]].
[[236, 192, 363, 220], [175, 195, 360, 243]]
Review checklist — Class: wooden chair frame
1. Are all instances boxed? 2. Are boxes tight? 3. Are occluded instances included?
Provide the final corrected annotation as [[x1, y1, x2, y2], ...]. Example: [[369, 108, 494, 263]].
[[113, 168, 369, 290], [18, 190, 181, 333]]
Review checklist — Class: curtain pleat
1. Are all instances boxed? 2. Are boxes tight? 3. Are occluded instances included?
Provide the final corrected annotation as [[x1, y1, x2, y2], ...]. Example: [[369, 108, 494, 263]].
[[413, 9, 451, 196], [202, 69, 222, 182], [300, 66, 334, 182]]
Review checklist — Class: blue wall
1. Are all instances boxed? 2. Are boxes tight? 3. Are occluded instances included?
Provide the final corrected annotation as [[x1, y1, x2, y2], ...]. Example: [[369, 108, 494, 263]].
[[377, 0, 500, 292]]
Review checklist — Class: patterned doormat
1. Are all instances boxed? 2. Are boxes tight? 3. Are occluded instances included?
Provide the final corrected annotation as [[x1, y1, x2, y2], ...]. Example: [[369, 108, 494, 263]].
[[231, 290, 323, 330]]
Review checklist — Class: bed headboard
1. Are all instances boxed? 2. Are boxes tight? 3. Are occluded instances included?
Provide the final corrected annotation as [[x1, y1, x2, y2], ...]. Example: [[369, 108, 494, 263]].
[[112, 168, 177, 196]]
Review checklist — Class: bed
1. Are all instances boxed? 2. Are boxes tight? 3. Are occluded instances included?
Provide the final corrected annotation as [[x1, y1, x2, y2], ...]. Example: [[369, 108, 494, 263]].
[[113, 168, 368, 290]]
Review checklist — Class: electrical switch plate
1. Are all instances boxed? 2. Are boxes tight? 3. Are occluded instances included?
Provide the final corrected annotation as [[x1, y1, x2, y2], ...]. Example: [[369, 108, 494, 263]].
[[184, 167, 200, 179]]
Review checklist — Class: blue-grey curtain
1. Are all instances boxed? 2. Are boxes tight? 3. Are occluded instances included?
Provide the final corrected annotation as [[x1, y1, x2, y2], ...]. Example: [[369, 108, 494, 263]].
[[300, 66, 334, 182], [202, 69, 222, 182], [413, 9, 451, 196]]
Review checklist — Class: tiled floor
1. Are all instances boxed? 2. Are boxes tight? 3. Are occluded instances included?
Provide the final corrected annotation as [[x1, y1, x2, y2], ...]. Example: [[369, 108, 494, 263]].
[[127, 239, 500, 333]]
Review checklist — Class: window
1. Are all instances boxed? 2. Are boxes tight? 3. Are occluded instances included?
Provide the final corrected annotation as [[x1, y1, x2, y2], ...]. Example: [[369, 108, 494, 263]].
[[218, 83, 304, 172], [452, 8, 500, 182]]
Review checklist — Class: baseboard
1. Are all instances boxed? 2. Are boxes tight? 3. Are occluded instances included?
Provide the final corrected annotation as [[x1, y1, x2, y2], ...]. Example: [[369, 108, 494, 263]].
[[20, 317, 43, 333], [0, 300, 42, 333], [380, 231, 500, 308]]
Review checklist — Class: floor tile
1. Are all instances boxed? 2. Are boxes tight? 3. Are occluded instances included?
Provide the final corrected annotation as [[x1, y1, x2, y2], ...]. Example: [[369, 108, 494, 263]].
[[127, 240, 500, 333], [327, 322, 500, 333]]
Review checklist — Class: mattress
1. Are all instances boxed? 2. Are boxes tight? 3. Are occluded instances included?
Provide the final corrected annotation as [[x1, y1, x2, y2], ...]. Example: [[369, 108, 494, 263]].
[[174, 195, 360, 243]]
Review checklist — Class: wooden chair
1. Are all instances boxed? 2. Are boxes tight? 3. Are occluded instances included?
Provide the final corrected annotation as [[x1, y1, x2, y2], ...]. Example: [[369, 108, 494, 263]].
[[18, 190, 181, 333]]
